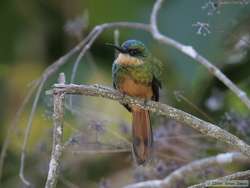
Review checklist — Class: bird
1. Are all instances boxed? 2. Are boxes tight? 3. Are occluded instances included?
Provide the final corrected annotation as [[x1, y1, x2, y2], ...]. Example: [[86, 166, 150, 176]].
[[108, 39, 163, 165]]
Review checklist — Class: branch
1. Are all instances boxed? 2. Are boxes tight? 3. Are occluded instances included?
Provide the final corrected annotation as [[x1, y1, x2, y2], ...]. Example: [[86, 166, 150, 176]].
[[18, 25, 99, 186], [50, 83, 250, 159], [113, 29, 120, 57], [150, 0, 163, 33], [18, 22, 149, 186], [1, 0, 247, 185], [19, 78, 46, 187], [69, 22, 150, 86], [188, 170, 250, 188], [149, 0, 250, 109], [163, 152, 247, 188], [125, 152, 248, 188], [45, 73, 65, 188]]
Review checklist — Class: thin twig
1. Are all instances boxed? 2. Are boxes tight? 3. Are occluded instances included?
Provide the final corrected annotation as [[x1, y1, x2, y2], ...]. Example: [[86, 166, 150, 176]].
[[51, 83, 250, 158], [0, 80, 39, 182], [8, 0, 249, 185], [18, 25, 102, 186], [65, 148, 130, 155], [70, 26, 102, 86], [18, 22, 148, 185], [69, 27, 103, 106], [114, 29, 120, 57], [125, 180, 162, 188], [19, 78, 46, 187], [150, 0, 163, 33], [69, 22, 149, 86], [174, 91, 214, 123], [45, 74, 65, 188], [149, 0, 250, 109]]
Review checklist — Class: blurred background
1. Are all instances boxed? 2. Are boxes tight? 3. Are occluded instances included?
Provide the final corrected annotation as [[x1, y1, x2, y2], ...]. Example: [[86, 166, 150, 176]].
[[0, 0, 250, 187]]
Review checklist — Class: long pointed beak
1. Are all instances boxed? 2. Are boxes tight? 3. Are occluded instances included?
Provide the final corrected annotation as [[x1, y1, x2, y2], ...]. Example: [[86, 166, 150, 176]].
[[105, 43, 127, 53]]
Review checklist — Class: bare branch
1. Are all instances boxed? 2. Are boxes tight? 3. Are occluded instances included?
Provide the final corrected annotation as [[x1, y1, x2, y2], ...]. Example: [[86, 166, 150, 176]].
[[70, 26, 103, 86], [125, 152, 248, 188], [114, 29, 120, 46], [69, 22, 150, 86], [51, 83, 250, 159], [163, 152, 247, 188], [69, 26, 103, 106], [18, 25, 101, 186], [65, 148, 130, 155], [188, 170, 250, 188], [19, 78, 45, 187], [45, 74, 65, 188], [150, 0, 163, 33], [114, 29, 120, 57], [149, 0, 250, 108], [125, 180, 162, 188], [195, 54, 250, 108], [18, 22, 149, 185], [69, 23, 149, 107], [7, 0, 249, 185]]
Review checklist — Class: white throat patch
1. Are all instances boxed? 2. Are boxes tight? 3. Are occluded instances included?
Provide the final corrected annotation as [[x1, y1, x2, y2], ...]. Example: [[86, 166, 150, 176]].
[[115, 53, 144, 65]]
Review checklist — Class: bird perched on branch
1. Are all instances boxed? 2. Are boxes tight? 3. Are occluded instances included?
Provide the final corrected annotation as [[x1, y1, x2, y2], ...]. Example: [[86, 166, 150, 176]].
[[108, 39, 163, 165]]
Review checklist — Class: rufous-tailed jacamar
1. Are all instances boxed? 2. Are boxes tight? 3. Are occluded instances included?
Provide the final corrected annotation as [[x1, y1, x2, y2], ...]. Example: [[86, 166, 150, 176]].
[[109, 39, 163, 165]]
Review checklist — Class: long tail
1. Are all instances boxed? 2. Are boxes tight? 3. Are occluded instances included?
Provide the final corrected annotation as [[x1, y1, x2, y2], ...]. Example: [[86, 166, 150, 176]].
[[132, 107, 153, 165]]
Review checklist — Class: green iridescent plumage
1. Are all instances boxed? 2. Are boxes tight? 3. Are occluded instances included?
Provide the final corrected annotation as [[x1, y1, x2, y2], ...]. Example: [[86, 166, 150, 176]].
[[112, 63, 153, 86]]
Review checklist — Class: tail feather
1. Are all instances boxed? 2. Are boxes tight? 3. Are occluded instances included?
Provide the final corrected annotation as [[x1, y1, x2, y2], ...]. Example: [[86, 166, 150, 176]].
[[132, 108, 153, 165]]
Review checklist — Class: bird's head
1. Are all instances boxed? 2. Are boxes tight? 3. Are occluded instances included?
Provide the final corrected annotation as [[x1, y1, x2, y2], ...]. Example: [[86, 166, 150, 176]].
[[107, 39, 150, 65]]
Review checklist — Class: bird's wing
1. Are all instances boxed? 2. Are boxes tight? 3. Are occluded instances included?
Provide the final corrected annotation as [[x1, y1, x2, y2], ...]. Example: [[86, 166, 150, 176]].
[[152, 57, 164, 83], [112, 63, 118, 89], [113, 80, 117, 89], [151, 76, 161, 101], [151, 57, 163, 101]]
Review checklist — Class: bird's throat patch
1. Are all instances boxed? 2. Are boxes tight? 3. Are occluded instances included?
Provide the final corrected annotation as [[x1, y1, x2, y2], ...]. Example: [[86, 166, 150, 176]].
[[115, 54, 143, 65]]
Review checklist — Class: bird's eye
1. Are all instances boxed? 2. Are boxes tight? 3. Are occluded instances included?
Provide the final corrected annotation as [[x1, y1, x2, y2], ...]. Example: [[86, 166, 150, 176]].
[[129, 49, 139, 56]]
